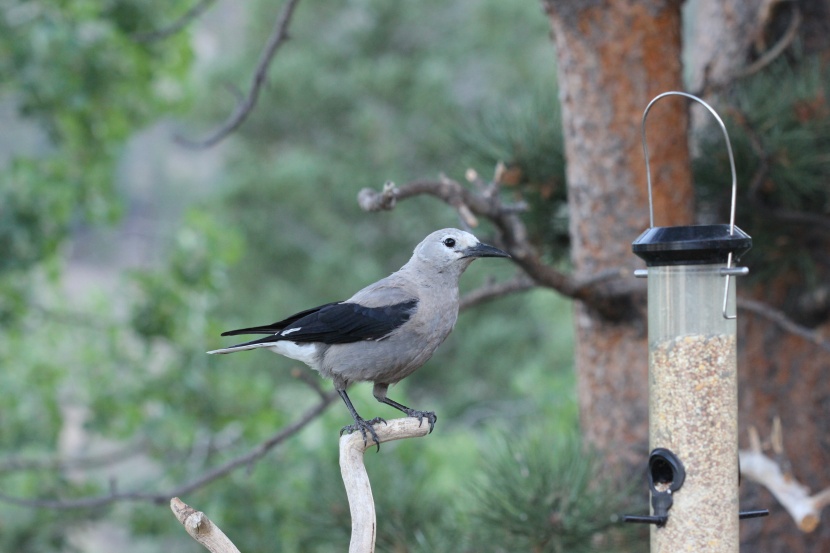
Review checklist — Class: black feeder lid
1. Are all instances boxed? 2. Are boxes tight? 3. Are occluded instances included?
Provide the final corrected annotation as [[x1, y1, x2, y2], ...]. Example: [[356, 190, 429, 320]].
[[632, 224, 752, 266]]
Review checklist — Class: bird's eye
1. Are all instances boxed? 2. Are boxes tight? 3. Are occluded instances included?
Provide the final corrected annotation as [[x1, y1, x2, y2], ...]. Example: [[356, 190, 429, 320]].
[[443, 238, 456, 248]]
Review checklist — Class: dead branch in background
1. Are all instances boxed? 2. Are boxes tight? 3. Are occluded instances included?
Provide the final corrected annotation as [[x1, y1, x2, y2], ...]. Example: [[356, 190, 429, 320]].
[[132, 0, 218, 43], [177, 0, 304, 148], [171, 497, 241, 553], [358, 176, 639, 317], [740, 418, 830, 532], [738, 297, 830, 353], [0, 393, 335, 509], [0, 440, 147, 475]]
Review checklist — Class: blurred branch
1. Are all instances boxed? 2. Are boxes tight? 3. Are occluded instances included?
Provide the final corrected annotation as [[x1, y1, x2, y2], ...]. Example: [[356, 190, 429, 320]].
[[0, 392, 336, 509], [340, 418, 431, 553], [460, 273, 536, 311], [740, 419, 830, 532], [738, 297, 830, 352], [171, 497, 242, 553], [0, 441, 146, 475], [177, 0, 303, 148], [736, 4, 801, 81], [291, 367, 329, 400], [358, 177, 635, 317], [132, 0, 217, 43]]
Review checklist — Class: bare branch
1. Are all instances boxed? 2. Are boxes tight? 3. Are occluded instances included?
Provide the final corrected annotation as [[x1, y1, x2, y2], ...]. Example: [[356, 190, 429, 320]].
[[177, 0, 303, 148], [360, 177, 650, 324], [340, 418, 431, 553], [359, 178, 611, 299], [736, 5, 802, 81], [0, 441, 146, 475], [460, 273, 536, 311], [171, 497, 242, 553], [741, 422, 830, 532], [738, 297, 830, 352], [291, 367, 329, 400], [0, 393, 336, 509], [132, 0, 217, 43]]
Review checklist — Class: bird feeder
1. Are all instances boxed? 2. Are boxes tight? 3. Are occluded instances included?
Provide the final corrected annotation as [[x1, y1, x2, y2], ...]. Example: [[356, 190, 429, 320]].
[[624, 92, 763, 552]]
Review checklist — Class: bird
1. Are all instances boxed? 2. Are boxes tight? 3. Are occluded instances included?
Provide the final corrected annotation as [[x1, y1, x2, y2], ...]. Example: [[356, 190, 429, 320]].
[[207, 228, 510, 447]]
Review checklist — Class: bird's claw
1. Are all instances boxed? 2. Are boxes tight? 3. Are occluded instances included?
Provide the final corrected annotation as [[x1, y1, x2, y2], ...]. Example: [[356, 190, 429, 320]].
[[402, 409, 437, 433], [340, 416, 386, 451]]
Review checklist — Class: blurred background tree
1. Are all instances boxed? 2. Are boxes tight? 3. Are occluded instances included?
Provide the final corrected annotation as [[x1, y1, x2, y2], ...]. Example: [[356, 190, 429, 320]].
[[0, 0, 828, 552]]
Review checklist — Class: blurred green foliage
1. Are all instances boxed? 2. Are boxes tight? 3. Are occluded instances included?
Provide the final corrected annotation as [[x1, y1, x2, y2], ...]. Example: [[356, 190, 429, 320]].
[[0, 1, 613, 552], [0, 0, 193, 323]]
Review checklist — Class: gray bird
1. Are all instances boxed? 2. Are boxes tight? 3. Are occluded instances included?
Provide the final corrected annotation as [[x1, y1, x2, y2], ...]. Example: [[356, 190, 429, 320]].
[[208, 228, 509, 446]]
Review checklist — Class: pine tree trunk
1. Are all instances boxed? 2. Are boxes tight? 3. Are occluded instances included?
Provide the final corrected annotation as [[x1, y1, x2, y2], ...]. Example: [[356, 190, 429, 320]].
[[544, 0, 693, 468]]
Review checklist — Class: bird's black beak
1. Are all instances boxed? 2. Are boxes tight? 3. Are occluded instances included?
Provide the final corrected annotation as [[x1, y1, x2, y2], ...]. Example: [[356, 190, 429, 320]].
[[462, 242, 511, 259]]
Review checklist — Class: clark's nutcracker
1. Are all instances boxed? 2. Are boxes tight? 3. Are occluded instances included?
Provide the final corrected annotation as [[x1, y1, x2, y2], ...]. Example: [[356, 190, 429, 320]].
[[208, 228, 509, 445]]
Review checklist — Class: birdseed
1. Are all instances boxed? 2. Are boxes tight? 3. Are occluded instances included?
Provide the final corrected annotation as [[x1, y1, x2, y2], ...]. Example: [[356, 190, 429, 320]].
[[649, 333, 739, 553]]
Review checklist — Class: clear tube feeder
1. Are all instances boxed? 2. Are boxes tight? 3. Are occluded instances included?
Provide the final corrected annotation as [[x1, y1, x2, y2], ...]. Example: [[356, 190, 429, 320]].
[[627, 92, 757, 553]]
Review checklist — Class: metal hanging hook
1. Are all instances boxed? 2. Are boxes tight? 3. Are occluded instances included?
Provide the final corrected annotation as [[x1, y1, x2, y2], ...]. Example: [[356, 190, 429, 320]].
[[641, 91, 741, 319]]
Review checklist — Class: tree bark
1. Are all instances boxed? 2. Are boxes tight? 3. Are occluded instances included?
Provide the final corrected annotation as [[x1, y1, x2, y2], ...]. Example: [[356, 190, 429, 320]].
[[685, 1, 830, 549], [544, 0, 693, 468]]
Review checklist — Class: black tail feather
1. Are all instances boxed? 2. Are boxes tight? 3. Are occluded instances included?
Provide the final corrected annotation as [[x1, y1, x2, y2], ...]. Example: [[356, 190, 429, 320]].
[[220, 301, 344, 336]]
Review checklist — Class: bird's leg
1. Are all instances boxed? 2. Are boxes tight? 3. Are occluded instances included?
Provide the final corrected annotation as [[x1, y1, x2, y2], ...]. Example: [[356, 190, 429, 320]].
[[337, 388, 384, 451], [372, 383, 437, 433]]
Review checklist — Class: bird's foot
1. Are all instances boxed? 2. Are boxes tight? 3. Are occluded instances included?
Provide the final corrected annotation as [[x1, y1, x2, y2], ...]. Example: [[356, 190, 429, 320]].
[[340, 416, 386, 451], [401, 409, 437, 433]]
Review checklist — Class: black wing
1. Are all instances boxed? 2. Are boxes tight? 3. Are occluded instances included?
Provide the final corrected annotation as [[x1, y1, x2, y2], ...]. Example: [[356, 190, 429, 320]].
[[221, 302, 343, 336], [221, 300, 419, 345]]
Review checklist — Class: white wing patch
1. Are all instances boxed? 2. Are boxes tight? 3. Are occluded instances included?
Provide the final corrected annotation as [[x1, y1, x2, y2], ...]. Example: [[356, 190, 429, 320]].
[[280, 327, 301, 336]]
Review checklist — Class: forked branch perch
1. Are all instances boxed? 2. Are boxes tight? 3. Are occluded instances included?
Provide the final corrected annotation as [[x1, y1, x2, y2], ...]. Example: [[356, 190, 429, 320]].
[[340, 418, 431, 553], [172, 417, 429, 553]]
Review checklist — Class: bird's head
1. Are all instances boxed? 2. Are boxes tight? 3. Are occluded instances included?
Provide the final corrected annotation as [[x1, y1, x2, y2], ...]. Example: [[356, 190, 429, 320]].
[[412, 228, 510, 273]]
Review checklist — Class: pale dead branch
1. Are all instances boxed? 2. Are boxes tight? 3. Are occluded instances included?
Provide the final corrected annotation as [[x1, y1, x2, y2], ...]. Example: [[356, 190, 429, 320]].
[[171, 418, 430, 553], [171, 497, 242, 553], [740, 419, 830, 532], [340, 418, 431, 553]]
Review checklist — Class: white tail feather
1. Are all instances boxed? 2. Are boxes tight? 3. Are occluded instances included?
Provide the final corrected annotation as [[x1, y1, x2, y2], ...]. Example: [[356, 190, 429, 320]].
[[206, 342, 275, 355]]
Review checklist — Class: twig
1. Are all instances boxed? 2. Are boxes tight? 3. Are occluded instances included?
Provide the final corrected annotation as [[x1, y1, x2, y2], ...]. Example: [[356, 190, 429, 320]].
[[291, 367, 329, 400], [131, 0, 217, 43], [737, 297, 830, 352], [358, 179, 622, 304], [736, 5, 802, 81], [171, 497, 242, 553], [177, 0, 303, 148], [0, 393, 336, 509], [459, 273, 536, 311], [339, 418, 431, 553], [0, 440, 146, 474]]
